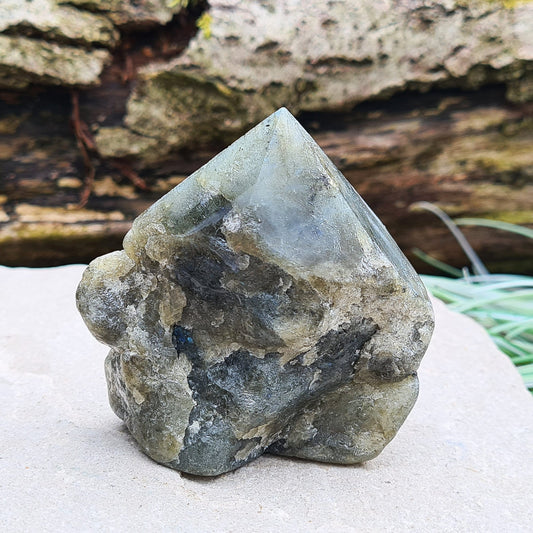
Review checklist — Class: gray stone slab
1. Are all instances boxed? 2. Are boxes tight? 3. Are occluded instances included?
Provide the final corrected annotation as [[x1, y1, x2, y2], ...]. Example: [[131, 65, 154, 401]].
[[1, 265, 532, 532]]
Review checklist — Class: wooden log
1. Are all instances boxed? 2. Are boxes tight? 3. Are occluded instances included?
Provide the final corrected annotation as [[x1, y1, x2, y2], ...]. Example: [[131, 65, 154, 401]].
[[1, 85, 531, 272]]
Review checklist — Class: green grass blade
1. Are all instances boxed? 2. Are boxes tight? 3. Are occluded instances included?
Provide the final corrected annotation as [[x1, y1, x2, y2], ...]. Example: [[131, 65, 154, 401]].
[[454, 218, 533, 239], [412, 248, 463, 277], [411, 202, 489, 276], [489, 318, 533, 336], [451, 290, 533, 313], [492, 336, 531, 359]]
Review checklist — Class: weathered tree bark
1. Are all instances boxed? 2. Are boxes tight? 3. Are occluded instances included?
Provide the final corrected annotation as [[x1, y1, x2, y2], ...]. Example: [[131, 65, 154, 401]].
[[1, 0, 532, 273]]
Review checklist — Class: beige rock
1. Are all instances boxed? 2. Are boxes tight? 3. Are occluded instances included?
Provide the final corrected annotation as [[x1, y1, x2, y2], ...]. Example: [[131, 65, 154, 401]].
[[1, 264, 532, 530]]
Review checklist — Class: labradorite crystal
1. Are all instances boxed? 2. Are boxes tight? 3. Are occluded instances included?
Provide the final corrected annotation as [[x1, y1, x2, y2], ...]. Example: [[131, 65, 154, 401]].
[[77, 108, 434, 476]]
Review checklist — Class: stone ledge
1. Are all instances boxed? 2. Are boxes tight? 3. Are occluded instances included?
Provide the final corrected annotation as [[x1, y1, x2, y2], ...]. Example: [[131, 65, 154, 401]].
[[0, 265, 532, 532]]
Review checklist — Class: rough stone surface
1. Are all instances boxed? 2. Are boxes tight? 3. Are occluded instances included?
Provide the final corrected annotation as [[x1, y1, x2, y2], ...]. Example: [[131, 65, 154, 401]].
[[0, 0, 118, 47], [0, 0, 118, 89], [59, 0, 184, 27], [77, 108, 434, 476], [99, 0, 533, 158], [0, 0, 183, 89], [1, 265, 533, 531], [0, 35, 111, 89]]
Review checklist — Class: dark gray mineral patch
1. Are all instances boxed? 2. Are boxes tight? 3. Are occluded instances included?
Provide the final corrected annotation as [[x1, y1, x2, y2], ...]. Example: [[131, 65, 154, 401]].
[[76, 108, 434, 476]]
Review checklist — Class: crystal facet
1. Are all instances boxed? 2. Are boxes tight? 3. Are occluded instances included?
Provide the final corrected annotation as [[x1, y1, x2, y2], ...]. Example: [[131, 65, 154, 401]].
[[77, 108, 434, 476]]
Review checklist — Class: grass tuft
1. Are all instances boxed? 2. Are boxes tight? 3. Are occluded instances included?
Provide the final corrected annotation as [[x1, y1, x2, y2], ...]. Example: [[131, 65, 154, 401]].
[[414, 210, 533, 394]]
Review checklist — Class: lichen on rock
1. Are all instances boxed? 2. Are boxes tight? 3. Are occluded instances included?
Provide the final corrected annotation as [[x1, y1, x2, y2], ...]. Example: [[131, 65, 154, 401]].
[[77, 108, 434, 476]]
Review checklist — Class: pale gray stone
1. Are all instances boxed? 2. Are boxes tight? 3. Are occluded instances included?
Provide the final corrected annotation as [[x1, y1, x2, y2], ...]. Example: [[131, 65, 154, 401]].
[[77, 108, 434, 476], [0, 0, 117, 47], [58, 0, 184, 27], [99, 0, 533, 158], [0, 0, 115, 89], [0, 35, 111, 89]]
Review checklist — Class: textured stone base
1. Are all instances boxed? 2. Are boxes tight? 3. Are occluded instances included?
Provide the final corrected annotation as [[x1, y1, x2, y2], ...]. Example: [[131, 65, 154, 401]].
[[1, 265, 532, 531]]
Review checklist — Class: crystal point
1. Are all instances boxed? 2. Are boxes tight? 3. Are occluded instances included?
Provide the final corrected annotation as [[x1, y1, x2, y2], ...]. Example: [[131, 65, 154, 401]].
[[77, 108, 434, 476]]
